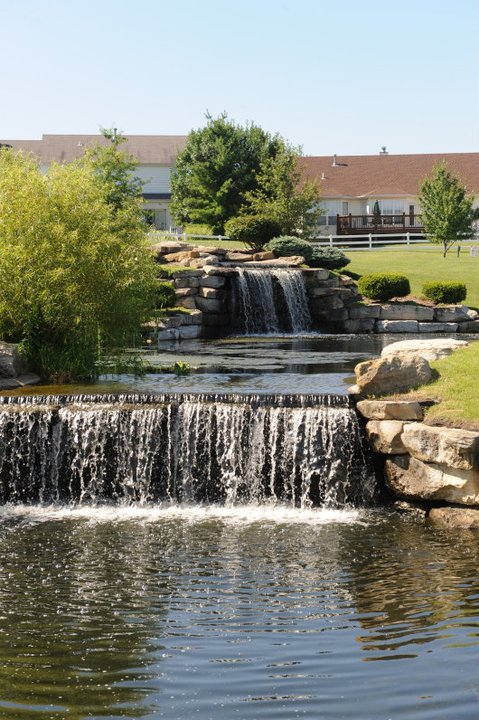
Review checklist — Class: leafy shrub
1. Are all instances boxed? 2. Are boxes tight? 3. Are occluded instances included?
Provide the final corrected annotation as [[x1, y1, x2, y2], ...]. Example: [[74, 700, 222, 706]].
[[156, 280, 177, 309], [358, 273, 411, 302], [266, 235, 314, 263], [422, 281, 467, 304], [224, 215, 281, 251], [309, 247, 351, 270]]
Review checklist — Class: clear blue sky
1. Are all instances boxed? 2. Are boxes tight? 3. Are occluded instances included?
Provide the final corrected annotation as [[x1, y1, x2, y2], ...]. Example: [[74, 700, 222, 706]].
[[1, 0, 477, 155]]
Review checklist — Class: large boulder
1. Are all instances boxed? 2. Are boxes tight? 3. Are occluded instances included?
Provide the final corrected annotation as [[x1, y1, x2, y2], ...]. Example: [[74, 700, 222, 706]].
[[428, 507, 479, 529], [381, 338, 468, 362], [402, 423, 479, 470], [365, 420, 408, 454], [385, 455, 479, 506], [356, 399, 424, 421], [0, 341, 24, 378], [354, 354, 431, 396]]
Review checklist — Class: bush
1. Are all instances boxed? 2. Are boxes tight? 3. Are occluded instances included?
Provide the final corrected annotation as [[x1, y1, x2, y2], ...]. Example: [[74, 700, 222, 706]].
[[224, 215, 281, 251], [309, 247, 351, 270], [358, 273, 411, 302], [156, 281, 177, 309], [422, 281, 467, 304], [266, 235, 314, 263]]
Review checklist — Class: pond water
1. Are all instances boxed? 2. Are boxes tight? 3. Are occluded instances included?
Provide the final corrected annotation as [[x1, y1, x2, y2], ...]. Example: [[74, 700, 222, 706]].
[[1, 332, 478, 719], [0, 506, 477, 720]]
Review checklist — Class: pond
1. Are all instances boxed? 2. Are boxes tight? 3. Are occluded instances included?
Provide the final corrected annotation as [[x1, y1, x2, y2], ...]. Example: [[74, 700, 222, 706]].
[[1, 331, 478, 719]]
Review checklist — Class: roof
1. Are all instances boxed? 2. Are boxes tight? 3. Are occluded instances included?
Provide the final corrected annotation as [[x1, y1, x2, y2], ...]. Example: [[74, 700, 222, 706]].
[[298, 153, 479, 198], [0, 134, 188, 165]]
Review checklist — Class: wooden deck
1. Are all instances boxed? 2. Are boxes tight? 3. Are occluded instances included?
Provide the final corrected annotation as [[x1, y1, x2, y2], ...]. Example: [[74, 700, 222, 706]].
[[337, 213, 424, 235]]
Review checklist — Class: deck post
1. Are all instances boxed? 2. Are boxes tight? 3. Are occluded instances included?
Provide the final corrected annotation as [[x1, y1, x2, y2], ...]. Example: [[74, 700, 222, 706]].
[[329, 234, 333, 247], [368, 233, 373, 250], [406, 232, 410, 250]]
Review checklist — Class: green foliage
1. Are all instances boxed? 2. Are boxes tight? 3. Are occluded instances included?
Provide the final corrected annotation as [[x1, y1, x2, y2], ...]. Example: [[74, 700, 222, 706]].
[[419, 165, 479, 257], [155, 281, 177, 309], [358, 273, 411, 302], [266, 236, 315, 263], [170, 113, 320, 236], [224, 215, 281, 251], [0, 147, 157, 381], [309, 247, 351, 270], [422, 281, 467, 304], [172, 361, 190, 376], [84, 127, 144, 212]]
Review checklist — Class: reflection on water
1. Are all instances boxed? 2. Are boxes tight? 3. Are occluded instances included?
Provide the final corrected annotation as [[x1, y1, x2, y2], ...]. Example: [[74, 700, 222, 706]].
[[0, 507, 477, 719]]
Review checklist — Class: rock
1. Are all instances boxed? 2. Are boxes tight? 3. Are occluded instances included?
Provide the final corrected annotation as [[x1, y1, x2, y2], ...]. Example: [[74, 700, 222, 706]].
[[201, 313, 231, 327], [392, 500, 428, 518], [365, 420, 408, 454], [195, 296, 227, 313], [173, 276, 200, 289], [354, 354, 431, 396], [402, 423, 479, 470], [428, 507, 479, 529], [434, 306, 477, 323], [375, 320, 419, 333], [163, 250, 200, 263], [380, 338, 468, 362], [460, 320, 479, 333], [199, 275, 227, 289], [417, 322, 459, 333], [198, 287, 226, 300], [277, 255, 305, 266], [175, 287, 197, 298], [356, 399, 424, 421], [384, 455, 479, 506], [380, 304, 435, 321], [226, 251, 254, 262], [176, 296, 197, 310], [203, 266, 238, 277], [349, 304, 381, 319], [342, 319, 376, 333], [153, 241, 193, 255], [177, 325, 202, 339], [253, 251, 275, 261], [0, 341, 24, 377], [194, 245, 227, 256]]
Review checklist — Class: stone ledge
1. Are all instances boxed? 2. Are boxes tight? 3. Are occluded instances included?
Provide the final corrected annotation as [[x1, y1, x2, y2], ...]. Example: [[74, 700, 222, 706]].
[[428, 506, 479, 529], [357, 399, 424, 421]]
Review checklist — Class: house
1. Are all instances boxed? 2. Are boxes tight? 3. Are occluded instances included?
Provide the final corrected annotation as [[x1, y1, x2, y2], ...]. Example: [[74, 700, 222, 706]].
[[2, 135, 478, 236], [0, 133, 187, 230], [299, 150, 479, 235]]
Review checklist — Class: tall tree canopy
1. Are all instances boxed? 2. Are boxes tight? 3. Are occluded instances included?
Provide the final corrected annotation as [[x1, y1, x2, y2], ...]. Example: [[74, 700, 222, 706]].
[[170, 113, 320, 235], [0, 146, 157, 381], [419, 165, 479, 257]]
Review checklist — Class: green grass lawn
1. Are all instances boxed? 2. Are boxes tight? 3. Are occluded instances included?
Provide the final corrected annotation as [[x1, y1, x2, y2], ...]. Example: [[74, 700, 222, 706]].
[[345, 245, 479, 308], [407, 341, 479, 429]]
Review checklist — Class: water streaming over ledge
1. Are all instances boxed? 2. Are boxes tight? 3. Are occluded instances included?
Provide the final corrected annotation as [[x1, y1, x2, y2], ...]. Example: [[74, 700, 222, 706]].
[[0, 392, 375, 508], [232, 267, 312, 334]]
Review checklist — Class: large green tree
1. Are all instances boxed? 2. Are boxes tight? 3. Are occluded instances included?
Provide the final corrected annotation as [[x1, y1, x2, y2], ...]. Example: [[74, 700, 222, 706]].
[[0, 147, 157, 381], [419, 165, 479, 257], [170, 113, 319, 235]]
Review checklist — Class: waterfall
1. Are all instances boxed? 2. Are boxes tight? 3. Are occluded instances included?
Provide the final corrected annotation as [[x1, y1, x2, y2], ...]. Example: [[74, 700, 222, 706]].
[[232, 268, 312, 334], [0, 393, 375, 508]]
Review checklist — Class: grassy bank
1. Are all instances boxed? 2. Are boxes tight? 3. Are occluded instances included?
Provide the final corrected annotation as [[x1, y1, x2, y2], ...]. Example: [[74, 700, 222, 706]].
[[345, 245, 479, 308], [402, 341, 479, 429]]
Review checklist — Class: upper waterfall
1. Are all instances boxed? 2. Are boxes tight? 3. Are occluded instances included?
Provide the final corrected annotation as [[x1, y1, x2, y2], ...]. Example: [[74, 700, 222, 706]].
[[232, 267, 312, 334]]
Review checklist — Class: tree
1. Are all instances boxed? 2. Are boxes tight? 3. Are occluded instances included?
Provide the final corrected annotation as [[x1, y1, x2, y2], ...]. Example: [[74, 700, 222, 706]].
[[84, 127, 144, 212], [170, 113, 281, 234], [0, 147, 157, 381], [243, 142, 321, 237], [170, 113, 320, 236], [419, 165, 479, 257]]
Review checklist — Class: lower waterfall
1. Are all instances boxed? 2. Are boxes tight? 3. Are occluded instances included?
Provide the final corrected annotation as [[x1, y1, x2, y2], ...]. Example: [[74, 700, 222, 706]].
[[232, 267, 312, 334], [0, 393, 375, 508]]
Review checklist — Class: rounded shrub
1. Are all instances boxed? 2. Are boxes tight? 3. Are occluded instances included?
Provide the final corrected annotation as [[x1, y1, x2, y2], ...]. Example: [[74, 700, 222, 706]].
[[357, 273, 411, 302], [156, 280, 177, 309], [224, 215, 281, 251], [266, 236, 315, 264], [309, 247, 351, 270], [422, 281, 467, 304]]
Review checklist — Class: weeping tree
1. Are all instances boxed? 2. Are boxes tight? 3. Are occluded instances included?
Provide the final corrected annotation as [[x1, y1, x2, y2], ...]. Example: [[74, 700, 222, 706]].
[[0, 146, 157, 381], [419, 165, 479, 257]]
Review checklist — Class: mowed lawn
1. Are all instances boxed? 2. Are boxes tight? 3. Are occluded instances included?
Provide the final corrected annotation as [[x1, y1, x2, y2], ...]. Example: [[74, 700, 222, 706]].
[[345, 245, 479, 308]]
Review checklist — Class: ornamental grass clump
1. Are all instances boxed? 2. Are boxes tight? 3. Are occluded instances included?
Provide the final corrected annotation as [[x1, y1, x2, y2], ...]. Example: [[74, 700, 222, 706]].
[[422, 281, 467, 304], [357, 273, 410, 302]]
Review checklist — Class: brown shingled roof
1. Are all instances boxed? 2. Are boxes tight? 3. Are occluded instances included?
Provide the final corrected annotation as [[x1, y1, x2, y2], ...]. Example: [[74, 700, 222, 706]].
[[0, 134, 188, 165], [299, 153, 479, 198]]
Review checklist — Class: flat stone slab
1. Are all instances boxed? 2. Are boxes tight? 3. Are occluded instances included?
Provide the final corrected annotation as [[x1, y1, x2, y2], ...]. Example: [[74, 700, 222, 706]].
[[381, 338, 468, 361], [380, 304, 434, 321], [402, 423, 479, 470], [356, 399, 424, 421], [0, 372, 40, 389], [375, 320, 419, 333], [434, 306, 478, 323], [417, 322, 459, 332]]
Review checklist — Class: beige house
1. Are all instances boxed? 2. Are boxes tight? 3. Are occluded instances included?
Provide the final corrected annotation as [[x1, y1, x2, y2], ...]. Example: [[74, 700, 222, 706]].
[[1, 136, 477, 236], [0, 134, 187, 230], [299, 150, 479, 236]]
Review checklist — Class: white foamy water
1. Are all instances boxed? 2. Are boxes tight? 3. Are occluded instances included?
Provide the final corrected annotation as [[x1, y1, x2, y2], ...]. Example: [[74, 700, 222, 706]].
[[0, 502, 368, 526]]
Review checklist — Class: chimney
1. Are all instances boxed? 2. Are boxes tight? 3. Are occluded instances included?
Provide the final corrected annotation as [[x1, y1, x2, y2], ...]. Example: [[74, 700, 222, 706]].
[[380, 146, 388, 155], [331, 153, 338, 167]]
